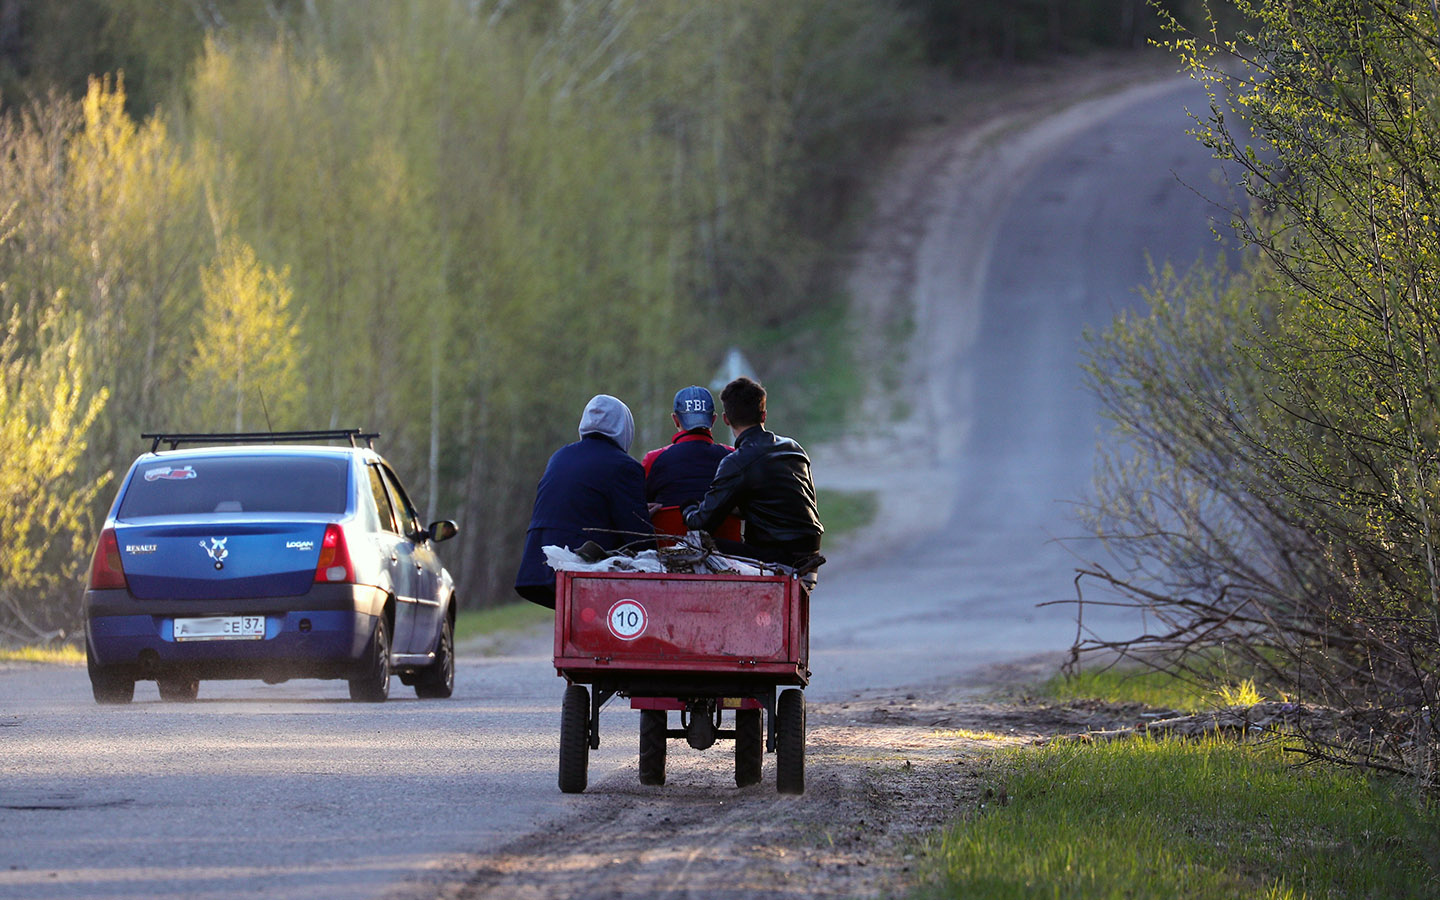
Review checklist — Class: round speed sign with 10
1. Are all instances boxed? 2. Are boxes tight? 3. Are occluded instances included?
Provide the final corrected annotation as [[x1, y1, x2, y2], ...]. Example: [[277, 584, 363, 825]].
[[606, 599, 648, 641]]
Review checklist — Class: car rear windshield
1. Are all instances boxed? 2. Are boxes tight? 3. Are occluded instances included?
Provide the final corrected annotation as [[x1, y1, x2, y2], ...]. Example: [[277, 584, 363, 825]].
[[117, 456, 351, 518]]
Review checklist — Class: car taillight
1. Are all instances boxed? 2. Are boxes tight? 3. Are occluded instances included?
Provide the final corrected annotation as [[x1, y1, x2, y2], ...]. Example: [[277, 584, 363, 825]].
[[88, 528, 127, 590], [314, 524, 355, 584]]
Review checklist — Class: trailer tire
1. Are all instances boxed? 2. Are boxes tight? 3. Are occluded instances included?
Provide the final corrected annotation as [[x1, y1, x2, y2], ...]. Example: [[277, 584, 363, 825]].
[[638, 709, 667, 785], [559, 685, 590, 793], [775, 689, 805, 795], [735, 708, 763, 788]]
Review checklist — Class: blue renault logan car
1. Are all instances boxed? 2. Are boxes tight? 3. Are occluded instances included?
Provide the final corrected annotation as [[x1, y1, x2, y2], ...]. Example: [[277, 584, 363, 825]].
[[83, 430, 459, 704]]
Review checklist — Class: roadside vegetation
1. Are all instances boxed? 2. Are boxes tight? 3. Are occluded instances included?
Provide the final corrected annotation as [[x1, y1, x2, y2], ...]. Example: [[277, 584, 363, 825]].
[[914, 2, 1440, 891], [1042, 665, 1242, 713], [915, 737, 1440, 899], [0, 645, 85, 665], [906, 666, 1440, 899], [815, 489, 880, 538], [1077, 0, 1440, 786], [454, 602, 552, 647]]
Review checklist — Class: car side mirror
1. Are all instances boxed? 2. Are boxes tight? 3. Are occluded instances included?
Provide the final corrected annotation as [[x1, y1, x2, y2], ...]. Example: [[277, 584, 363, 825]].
[[426, 520, 458, 543]]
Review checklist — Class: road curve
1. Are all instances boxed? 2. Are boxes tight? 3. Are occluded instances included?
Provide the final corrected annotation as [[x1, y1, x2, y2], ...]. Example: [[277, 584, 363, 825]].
[[811, 74, 1236, 699], [0, 73, 1235, 900]]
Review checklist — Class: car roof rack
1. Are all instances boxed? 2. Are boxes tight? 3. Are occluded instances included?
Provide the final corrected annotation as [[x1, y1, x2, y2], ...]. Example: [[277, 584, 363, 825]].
[[141, 430, 379, 453]]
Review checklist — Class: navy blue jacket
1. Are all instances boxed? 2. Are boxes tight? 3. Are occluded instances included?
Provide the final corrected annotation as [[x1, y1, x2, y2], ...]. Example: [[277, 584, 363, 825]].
[[514, 433, 653, 592], [641, 430, 732, 509]]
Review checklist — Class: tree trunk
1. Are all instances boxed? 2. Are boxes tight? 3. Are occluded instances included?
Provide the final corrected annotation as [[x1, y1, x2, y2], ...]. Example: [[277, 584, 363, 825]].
[[427, 353, 439, 525]]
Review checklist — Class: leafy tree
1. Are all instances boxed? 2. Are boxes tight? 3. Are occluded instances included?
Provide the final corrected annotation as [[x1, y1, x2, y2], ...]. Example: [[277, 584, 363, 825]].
[[1081, 0, 1440, 784], [192, 237, 305, 430], [65, 76, 208, 468], [0, 89, 83, 350], [0, 0, 301, 115], [0, 306, 109, 642]]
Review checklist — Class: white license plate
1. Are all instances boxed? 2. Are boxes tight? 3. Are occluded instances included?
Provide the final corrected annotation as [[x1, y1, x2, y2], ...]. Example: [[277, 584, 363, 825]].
[[173, 615, 265, 641]]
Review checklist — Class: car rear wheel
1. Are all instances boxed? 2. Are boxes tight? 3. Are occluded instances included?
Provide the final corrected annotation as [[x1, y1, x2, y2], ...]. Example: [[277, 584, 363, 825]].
[[157, 676, 199, 702], [414, 614, 455, 699], [349, 616, 391, 702], [87, 642, 134, 705], [90, 669, 135, 705]]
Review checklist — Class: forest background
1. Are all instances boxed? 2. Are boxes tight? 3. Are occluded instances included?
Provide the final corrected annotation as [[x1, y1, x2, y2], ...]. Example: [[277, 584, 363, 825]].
[[0, 0, 1202, 642]]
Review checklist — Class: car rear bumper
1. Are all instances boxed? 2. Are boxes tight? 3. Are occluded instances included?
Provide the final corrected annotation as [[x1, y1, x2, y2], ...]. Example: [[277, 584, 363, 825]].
[[84, 584, 387, 680]]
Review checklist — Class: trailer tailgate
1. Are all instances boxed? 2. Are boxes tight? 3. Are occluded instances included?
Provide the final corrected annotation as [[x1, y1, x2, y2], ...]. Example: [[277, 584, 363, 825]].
[[554, 571, 807, 681]]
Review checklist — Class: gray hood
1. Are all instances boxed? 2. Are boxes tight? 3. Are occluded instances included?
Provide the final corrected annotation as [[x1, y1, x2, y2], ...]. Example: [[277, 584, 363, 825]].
[[578, 394, 635, 453]]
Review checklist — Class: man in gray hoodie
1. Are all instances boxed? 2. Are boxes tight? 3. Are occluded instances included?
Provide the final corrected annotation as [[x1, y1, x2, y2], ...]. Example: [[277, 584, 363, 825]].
[[514, 394, 654, 608]]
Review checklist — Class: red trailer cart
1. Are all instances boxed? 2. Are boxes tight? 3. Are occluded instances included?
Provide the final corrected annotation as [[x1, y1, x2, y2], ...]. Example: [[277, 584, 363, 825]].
[[553, 568, 810, 794]]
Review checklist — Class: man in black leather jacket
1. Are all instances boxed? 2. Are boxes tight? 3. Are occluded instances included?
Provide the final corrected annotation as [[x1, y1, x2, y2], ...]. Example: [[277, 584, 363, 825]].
[[683, 376, 824, 567]]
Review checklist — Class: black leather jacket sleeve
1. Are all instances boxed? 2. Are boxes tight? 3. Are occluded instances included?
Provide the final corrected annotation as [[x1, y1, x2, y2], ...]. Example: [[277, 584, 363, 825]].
[[684, 452, 745, 534]]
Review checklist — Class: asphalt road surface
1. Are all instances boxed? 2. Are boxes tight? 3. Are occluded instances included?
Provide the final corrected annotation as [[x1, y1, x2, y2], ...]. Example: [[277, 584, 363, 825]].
[[0, 74, 1234, 900], [0, 655, 612, 900]]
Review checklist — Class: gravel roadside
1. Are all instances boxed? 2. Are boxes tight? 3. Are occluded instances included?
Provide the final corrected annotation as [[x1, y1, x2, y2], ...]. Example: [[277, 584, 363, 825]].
[[388, 677, 1105, 900]]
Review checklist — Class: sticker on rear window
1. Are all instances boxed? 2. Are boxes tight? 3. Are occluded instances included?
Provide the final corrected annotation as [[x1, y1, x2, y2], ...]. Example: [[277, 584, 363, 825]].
[[144, 465, 196, 482]]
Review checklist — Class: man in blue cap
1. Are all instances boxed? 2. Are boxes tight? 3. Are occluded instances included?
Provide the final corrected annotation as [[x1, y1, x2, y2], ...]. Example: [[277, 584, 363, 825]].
[[641, 385, 733, 512]]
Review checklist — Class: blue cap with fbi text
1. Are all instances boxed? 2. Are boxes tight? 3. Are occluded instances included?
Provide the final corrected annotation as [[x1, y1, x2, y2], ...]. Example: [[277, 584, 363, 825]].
[[673, 385, 716, 431]]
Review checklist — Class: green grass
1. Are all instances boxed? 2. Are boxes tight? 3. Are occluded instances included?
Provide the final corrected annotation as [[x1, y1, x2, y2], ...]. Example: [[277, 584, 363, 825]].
[[816, 488, 878, 538], [1041, 666, 1218, 713], [915, 738, 1440, 899], [454, 602, 552, 645], [0, 644, 84, 665], [751, 294, 860, 444], [1042, 660, 1275, 714]]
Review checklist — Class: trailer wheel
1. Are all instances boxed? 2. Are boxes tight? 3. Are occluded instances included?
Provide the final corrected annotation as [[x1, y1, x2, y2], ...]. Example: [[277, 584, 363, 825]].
[[735, 708, 763, 788], [638, 709, 667, 785], [775, 689, 805, 795], [559, 685, 590, 793]]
